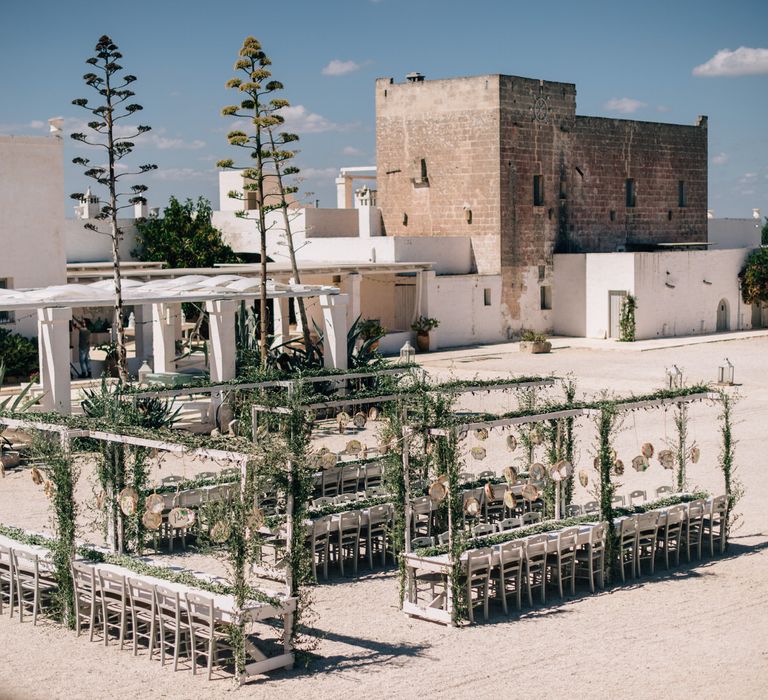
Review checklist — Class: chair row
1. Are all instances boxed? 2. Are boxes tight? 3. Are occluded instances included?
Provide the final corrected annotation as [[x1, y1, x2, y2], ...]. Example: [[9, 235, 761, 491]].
[[0, 544, 57, 624], [314, 462, 384, 498], [412, 513, 546, 547], [564, 486, 675, 517], [71, 561, 233, 680]]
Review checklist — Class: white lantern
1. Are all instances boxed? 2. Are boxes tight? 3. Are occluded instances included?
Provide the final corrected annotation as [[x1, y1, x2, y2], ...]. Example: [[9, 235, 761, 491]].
[[399, 341, 415, 364]]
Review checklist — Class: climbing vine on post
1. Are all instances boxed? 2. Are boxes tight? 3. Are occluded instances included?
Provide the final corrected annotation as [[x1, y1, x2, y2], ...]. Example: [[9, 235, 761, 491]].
[[718, 391, 742, 538], [562, 377, 577, 505], [596, 404, 618, 579], [619, 294, 637, 342], [673, 403, 689, 492]]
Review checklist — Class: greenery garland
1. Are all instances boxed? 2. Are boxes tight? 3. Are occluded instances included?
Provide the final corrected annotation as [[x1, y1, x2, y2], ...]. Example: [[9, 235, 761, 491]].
[[718, 390, 742, 539], [596, 404, 618, 581], [674, 403, 688, 492]]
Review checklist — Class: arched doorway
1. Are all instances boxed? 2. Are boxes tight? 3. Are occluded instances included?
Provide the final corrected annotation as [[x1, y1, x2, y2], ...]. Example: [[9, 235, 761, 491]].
[[716, 298, 729, 332]]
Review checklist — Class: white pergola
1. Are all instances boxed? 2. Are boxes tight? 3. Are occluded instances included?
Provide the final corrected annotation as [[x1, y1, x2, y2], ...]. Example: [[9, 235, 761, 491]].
[[0, 274, 347, 415]]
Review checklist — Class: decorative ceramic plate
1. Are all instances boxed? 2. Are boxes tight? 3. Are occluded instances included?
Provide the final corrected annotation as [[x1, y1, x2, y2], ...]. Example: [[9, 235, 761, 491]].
[[556, 460, 573, 478], [484, 482, 497, 500], [530, 429, 544, 446], [658, 449, 675, 470], [336, 412, 350, 425], [613, 459, 625, 476], [503, 466, 518, 484], [578, 469, 589, 488], [30, 467, 43, 486], [142, 511, 162, 530], [246, 508, 265, 530], [548, 464, 562, 482], [145, 493, 165, 515], [506, 435, 518, 452], [367, 406, 380, 421], [345, 439, 363, 456], [321, 452, 338, 469], [632, 455, 649, 472], [118, 487, 139, 516], [474, 428, 489, 441], [521, 483, 539, 501], [641, 442, 655, 459], [353, 412, 367, 429], [503, 491, 517, 509], [690, 446, 700, 464], [529, 462, 545, 480], [429, 481, 447, 503], [470, 446, 487, 461], [464, 497, 481, 516], [168, 507, 196, 529]]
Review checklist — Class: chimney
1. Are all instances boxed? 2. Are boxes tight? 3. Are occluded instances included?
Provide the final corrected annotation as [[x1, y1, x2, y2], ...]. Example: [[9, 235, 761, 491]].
[[406, 72, 425, 83], [75, 187, 100, 219], [134, 200, 149, 218], [752, 208, 761, 220]]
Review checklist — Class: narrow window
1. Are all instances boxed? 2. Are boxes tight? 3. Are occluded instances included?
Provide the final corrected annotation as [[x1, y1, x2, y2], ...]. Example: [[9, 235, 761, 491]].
[[540, 285, 552, 310], [538, 265, 546, 281], [625, 178, 636, 208], [0, 279, 13, 325], [678, 180, 686, 208], [559, 178, 567, 199], [533, 175, 544, 206], [483, 288, 492, 306], [420, 158, 428, 182], [610, 210, 616, 222]]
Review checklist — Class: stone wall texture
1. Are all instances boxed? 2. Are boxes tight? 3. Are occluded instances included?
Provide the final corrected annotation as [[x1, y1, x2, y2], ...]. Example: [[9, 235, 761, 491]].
[[376, 74, 708, 333]]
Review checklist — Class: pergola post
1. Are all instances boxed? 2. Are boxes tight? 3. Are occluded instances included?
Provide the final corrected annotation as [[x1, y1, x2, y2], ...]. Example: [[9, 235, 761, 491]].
[[344, 273, 362, 327], [319, 293, 349, 369], [151, 303, 176, 374], [206, 299, 236, 429], [416, 270, 438, 350], [37, 307, 72, 414], [133, 304, 153, 364], [272, 296, 291, 347]]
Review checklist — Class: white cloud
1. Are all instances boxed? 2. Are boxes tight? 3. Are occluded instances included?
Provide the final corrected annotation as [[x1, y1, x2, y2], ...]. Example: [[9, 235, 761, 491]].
[[602, 97, 647, 114], [321, 59, 361, 76], [151, 168, 209, 181], [280, 105, 352, 134], [693, 47, 768, 77], [148, 133, 206, 150], [711, 152, 729, 166], [296, 167, 337, 181], [342, 146, 364, 156]]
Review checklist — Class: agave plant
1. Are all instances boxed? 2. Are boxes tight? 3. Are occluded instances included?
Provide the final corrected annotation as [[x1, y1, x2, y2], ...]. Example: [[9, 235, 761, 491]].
[[81, 377, 180, 428], [0, 360, 43, 413]]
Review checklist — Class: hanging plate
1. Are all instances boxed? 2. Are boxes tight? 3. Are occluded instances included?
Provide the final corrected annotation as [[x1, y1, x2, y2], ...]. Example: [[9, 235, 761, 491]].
[[464, 497, 481, 516], [210, 521, 231, 544], [632, 455, 649, 472], [578, 469, 589, 488], [43, 480, 54, 499], [437, 473, 449, 484], [30, 467, 43, 486], [145, 493, 165, 515], [336, 412, 350, 425], [548, 464, 562, 482], [641, 442, 655, 459], [529, 462, 546, 481], [118, 487, 139, 517], [353, 412, 367, 429], [474, 428, 489, 441], [506, 435, 518, 452], [484, 482, 497, 500], [690, 446, 700, 464], [142, 510, 162, 531], [613, 459, 625, 476], [429, 481, 447, 503], [530, 429, 544, 446], [556, 460, 573, 478], [470, 446, 487, 461], [246, 508, 265, 531], [168, 507, 196, 529], [321, 452, 338, 470], [367, 406, 380, 421], [521, 483, 539, 501], [503, 466, 518, 485], [345, 439, 363, 456], [658, 449, 675, 470], [503, 491, 517, 509]]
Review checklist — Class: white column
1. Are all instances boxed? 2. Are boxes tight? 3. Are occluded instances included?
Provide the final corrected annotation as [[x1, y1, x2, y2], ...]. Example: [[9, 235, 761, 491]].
[[336, 176, 353, 209], [151, 303, 176, 374], [206, 300, 237, 382], [37, 307, 72, 415], [319, 294, 349, 369], [344, 273, 362, 327], [417, 270, 438, 351], [358, 205, 381, 238], [272, 296, 290, 347], [133, 304, 153, 364]]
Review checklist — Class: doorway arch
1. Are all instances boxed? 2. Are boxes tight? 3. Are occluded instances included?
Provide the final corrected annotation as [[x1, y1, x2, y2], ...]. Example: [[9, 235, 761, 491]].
[[716, 298, 730, 332]]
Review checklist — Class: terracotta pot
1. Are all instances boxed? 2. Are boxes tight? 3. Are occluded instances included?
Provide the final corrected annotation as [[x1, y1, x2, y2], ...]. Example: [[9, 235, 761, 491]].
[[415, 331, 430, 352]]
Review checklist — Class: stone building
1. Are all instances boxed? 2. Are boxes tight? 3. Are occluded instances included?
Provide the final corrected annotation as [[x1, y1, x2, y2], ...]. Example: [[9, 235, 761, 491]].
[[375, 73, 708, 334]]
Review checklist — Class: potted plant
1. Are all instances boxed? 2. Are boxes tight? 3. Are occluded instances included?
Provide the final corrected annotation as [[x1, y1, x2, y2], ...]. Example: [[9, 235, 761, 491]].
[[411, 315, 440, 352], [97, 341, 120, 377], [519, 329, 552, 354], [359, 318, 386, 351]]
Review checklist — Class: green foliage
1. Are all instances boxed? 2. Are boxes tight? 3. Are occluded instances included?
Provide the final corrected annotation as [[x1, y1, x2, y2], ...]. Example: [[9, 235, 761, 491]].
[[132, 197, 241, 268], [761, 216, 768, 246], [718, 391, 742, 538], [520, 329, 547, 343], [739, 247, 768, 305], [596, 405, 618, 581], [0, 329, 38, 379], [410, 315, 440, 332], [619, 294, 637, 342], [0, 361, 42, 412], [674, 403, 688, 492]]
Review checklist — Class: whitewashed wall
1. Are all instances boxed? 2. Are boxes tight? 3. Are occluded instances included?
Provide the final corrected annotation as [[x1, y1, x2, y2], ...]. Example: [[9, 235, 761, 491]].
[[708, 218, 761, 249], [0, 136, 66, 337], [552, 254, 587, 336], [64, 218, 139, 263]]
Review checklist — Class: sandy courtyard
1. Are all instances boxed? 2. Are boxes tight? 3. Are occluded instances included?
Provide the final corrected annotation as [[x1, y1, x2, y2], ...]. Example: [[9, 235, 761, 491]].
[[1, 335, 767, 699]]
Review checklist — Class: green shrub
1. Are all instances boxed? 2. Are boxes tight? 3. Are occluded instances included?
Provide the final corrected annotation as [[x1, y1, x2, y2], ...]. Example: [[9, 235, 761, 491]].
[[0, 328, 38, 379]]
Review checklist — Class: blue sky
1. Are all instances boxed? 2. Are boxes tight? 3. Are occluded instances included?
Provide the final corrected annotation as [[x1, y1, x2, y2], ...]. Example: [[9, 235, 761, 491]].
[[1, 0, 767, 219]]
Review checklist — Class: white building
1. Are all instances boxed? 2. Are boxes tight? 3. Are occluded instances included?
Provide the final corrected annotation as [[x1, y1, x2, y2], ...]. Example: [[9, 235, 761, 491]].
[[0, 135, 66, 337]]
